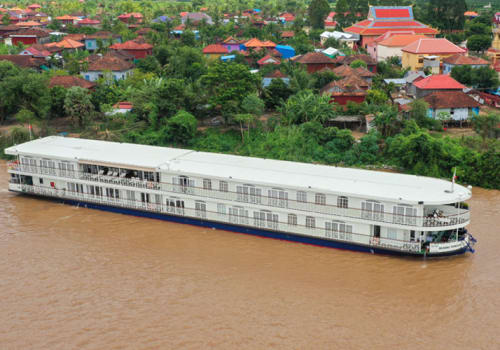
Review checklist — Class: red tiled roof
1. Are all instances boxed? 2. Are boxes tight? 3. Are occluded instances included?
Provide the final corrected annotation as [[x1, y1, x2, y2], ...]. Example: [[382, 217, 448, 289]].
[[65, 33, 86, 41], [87, 53, 134, 71], [374, 9, 411, 18], [464, 11, 478, 17], [223, 36, 239, 44], [295, 52, 336, 64], [15, 21, 42, 27], [422, 91, 480, 109], [244, 38, 276, 48], [0, 54, 44, 68], [320, 75, 369, 95], [113, 101, 133, 109], [402, 38, 466, 54], [118, 13, 143, 19], [372, 21, 423, 27], [55, 38, 84, 49], [202, 44, 228, 54], [78, 18, 100, 25], [9, 28, 50, 38], [342, 54, 377, 66], [281, 31, 294, 38], [378, 34, 426, 47], [413, 75, 465, 90], [257, 54, 280, 65], [23, 45, 51, 57], [28, 4, 42, 9], [442, 54, 488, 66], [110, 39, 153, 50], [49, 75, 96, 89], [55, 15, 78, 21]]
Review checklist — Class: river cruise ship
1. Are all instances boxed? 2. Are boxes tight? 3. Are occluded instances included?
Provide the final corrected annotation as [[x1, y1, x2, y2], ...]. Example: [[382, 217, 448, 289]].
[[5, 136, 476, 257]]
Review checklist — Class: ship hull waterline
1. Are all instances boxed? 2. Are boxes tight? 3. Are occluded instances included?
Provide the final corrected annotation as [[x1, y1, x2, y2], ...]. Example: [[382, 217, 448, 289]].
[[10, 190, 469, 258]]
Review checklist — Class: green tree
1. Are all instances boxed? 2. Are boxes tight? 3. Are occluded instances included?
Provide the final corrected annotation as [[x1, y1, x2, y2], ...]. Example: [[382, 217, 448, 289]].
[[451, 65, 499, 90], [234, 113, 256, 141], [307, 0, 330, 29], [64, 87, 95, 128], [335, 0, 351, 29], [263, 78, 294, 109], [471, 113, 500, 143], [241, 94, 265, 116], [165, 110, 197, 145], [366, 89, 389, 105], [279, 89, 335, 125], [350, 59, 368, 69], [466, 35, 492, 53]]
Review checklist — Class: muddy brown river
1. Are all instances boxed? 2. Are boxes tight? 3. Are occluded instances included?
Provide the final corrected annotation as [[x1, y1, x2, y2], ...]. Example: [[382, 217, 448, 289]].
[[0, 161, 499, 349]]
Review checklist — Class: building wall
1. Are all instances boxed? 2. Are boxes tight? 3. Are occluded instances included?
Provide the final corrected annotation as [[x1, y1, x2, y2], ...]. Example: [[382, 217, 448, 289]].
[[377, 44, 405, 62], [428, 107, 471, 120], [305, 63, 335, 73], [402, 52, 463, 71], [12, 37, 37, 45], [81, 70, 132, 82], [332, 95, 366, 105], [224, 44, 240, 52]]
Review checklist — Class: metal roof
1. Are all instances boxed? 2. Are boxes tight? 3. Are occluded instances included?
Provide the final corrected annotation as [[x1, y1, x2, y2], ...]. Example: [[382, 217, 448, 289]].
[[5, 136, 472, 204]]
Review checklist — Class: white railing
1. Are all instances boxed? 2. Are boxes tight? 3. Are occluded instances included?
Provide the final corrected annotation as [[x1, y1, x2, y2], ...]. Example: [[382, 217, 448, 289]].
[[14, 184, 427, 254], [9, 165, 471, 229]]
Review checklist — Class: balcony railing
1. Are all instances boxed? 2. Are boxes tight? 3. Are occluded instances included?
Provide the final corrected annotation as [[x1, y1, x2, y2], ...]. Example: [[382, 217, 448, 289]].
[[13, 183, 426, 254], [8, 164, 471, 229]]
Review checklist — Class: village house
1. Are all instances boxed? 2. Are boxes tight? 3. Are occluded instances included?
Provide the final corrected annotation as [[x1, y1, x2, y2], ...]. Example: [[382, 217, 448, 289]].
[[320, 31, 359, 48], [78, 18, 101, 28], [421, 90, 480, 122], [401, 38, 466, 72], [19, 44, 52, 59], [9, 28, 50, 45], [412, 74, 465, 99], [109, 38, 152, 59], [442, 54, 489, 74], [257, 54, 281, 66], [181, 12, 214, 25], [55, 15, 79, 25], [332, 64, 375, 83], [0, 54, 45, 70], [49, 75, 96, 90], [345, 6, 438, 49], [202, 44, 229, 60], [368, 33, 426, 62], [262, 70, 290, 87], [27, 4, 42, 11], [117, 13, 143, 24], [320, 74, 369, 105], [294, 52, 336, 73], [84, 31, 121, 51], [337, 54, 378, 73], [81, 53, 134, 82], [15, 20, 43, 29], [47, 38, 84, 52]]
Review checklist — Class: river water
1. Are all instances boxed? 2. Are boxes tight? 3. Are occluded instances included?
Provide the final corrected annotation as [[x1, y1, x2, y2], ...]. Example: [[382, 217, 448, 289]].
[[0, 160, 499, 350]]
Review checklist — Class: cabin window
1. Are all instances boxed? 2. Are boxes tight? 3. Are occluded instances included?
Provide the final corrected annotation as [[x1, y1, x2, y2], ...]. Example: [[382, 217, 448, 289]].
[[362, 201, 384, 221], [155, 194, 161, 205], [39, 178, 43, 185], [166, 198, 178, 213], [337, 196, 348, 209], [175, 200, 185, 215], [219, 181, 228, 192], [237, 184, 260, 203], [326, 221, 352, 240], [288, 213, 297, 226], [266, 212, 279, 230], [126, 190, 134, 201], [217, 203, 226, 216], [229, 206, 248, 225], [253, 211, 266, 227], [297, 191, 307, 203], [269, 189, 288, 207], [393, 205, 416, 225], [315, 193, 326, 206], [141, 192, 150, 203], [195, 201, 207, 218], [203, 178, 212, 190], [249, 186, 262, 204], [387, 228, 398, 240], [306, 216, 315, 229], [174, 176, 194, 193]]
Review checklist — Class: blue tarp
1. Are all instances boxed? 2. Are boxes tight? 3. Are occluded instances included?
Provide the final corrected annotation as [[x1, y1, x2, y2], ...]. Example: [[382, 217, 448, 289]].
[[275, 45, 295, 59]]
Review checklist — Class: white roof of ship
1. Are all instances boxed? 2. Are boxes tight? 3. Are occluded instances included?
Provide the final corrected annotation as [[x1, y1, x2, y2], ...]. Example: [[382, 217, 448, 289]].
[[5, 136, 471, 205]]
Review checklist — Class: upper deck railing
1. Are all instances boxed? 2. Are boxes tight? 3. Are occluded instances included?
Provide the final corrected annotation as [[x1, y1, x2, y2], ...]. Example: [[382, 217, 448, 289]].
[[8, 162, 470, 229]]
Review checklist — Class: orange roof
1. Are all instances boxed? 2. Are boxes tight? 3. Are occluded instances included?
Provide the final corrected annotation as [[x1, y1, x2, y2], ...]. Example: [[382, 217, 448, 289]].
[[202, 44, 228, 54], [402, 38, 466, 54], [109, 40, 153, 50], [413, 75, 465, 90], [55, 15, 78, 20], [244, 38, 275, 48], [442, 54, 489, 66], [464, 11, 478, 17], [55, 38, 84, 49], [378, 34, 427, 47], [257, 54, 280, 65], [15, 21, 42, 27]]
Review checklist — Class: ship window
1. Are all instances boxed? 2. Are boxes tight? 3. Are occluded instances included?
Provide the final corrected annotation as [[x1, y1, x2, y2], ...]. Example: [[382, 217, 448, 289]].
[[39, 178, 43, 184], [393, 205, 416, 225], [203, 178, 212, 190], [337, 196, 348, 208], [387, 228, 398, 240], [229, 206, 248, 225], [362, 201, 384, 221], [297, 191, 307, 203], [315, 193, 326, 205], [306, 216, 315, 229], [266, 212, 278, 229], [195, 201, 207, 218], [219, 181, 228, 192], [217, 203, 226, 216], [253, 211, 266, 227], [288, 213, 297, 226], [126, 190, 135, 201], [269, 189, 287, 207]]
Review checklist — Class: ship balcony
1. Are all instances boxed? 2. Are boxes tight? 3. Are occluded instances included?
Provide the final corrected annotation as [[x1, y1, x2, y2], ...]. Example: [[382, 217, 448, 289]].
[[423, 204, 470, 228]]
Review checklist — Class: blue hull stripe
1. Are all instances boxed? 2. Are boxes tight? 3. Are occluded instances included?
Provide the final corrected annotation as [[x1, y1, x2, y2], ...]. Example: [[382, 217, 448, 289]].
[[15, 192, 468, 258]]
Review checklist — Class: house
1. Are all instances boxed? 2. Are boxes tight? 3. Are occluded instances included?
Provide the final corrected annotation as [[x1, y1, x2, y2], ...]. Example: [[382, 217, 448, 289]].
[[345, 6, 438, 49], [413, 74, 465, 98], [464, 11, 478, 19], [404, 70, 427, 96], [107, 102, 133, 115], [78, 18, 101, 28], [319, 31, 359, 48], [28, 4, 42, 11], [320, 75, 369, 105], [281, 31, 294, 39], [401, 38, 466, 71], [84, 31, 121, 51], [49, 75, 96, 89], [202, 44, 228, 59], [19, 45, 51, 58], [81, 53, 134, 82], [257, 54, 280, 66], [421, 91, 480, 121], [51, 38, 84, 51], [222, 36, 240, 53], [243, 38, 276, 51], [275, 45, 295, 59], [279, 12, 295, 24], [55, 15, 78, 25], [117, 13, 143, 24], [332, 64, 375, 83], [9, 28, 50, 45], [181, 12, 213, 25], [369, 33, 426, 62], [33, 12, 49, 23], [0, 54, 45, 69], [322, 47, 340, 58], [15, 21, 42, 28], [109, 38, 153, 59], [338, 54, 378, 73], [442, 54, 489, 74], [262, 70, 290, 87], [294, 52, 336, 73]]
